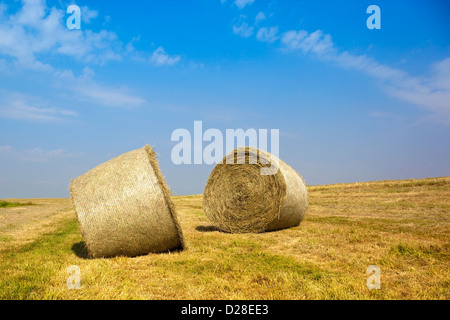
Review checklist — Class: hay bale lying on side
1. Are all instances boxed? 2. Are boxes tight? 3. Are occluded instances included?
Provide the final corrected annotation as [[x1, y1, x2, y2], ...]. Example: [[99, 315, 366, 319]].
[[203, 147, 308, 233], [70, 145, 185, 258]]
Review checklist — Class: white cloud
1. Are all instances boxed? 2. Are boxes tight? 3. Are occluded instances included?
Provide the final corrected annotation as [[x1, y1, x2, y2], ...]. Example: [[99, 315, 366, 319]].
[[0, 145, 83, 162], [0, 1, 170, 111], [369, 111, 402, 120], [255, 12, 266, 24], [0, 0, 122, 69], [0, 145, 13, 153], [232, 17, 254, 38], [0, 3, 6, 15], [20, 148, 82, 162], [35, 65, 147, 112], [78, 84, 147, 108], [280, 29, 450, 124], [53, 67, 146, 108], [56, 30, 122, 65], [149, 46, 181, 66], [0, 91, 77, 122], [127, 41, 181, 67], [256, 26, 279, 43], [430, 58, 450, 90], [281, 30, 334, 56], [81, 6, 98, 24], [234, 0, 255, 9]]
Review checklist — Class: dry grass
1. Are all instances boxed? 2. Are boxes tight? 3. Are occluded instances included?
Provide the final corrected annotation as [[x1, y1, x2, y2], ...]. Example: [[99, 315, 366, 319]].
[[0, 177, 449, 299], [0, 198, 73, 252]]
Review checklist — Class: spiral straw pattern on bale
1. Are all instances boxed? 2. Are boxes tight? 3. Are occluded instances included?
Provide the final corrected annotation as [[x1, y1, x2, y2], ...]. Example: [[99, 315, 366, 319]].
[[70, 145, 185, 258], [203, 147, 308, 233]]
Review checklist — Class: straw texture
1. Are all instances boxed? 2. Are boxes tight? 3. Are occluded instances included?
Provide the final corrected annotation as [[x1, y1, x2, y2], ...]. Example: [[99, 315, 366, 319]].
[[70, 145, 185, 258], [203, 147, 308, 233]]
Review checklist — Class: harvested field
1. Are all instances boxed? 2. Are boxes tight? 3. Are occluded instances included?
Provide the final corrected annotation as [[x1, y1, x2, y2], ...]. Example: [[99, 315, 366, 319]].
[[0, 177, 448, 299]]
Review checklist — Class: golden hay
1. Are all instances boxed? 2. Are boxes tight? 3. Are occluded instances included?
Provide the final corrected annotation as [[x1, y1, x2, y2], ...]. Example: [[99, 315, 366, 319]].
[[203, 147, 308, 233], [70, 145, 185, 258]]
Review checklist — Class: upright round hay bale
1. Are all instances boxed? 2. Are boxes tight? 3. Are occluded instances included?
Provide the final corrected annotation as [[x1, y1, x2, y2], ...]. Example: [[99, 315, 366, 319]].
[[70, 145, 185, 258], [203, 147, 308, 233]]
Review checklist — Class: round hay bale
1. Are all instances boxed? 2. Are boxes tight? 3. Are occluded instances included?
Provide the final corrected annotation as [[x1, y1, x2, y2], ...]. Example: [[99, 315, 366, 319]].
[[70, 145, 185, 258], [203, 147, 308, 233]]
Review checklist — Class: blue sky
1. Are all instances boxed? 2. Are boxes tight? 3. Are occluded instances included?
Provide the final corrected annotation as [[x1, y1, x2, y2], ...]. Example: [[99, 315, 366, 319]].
[[0, 0, 449, 197]]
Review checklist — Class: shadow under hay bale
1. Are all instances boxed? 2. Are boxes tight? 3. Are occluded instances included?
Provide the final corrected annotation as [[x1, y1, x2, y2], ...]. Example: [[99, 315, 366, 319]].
[[70, 145, 185, 258], [195, 225, 221, 233], [72, 241, 90, 259], [203, 147, 308, 233]]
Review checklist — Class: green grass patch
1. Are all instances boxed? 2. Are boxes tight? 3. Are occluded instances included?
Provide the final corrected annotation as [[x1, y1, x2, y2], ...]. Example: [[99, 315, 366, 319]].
[[391, 243, 449, 261], [0, 201, 34, 208], [0, 218, 80, 299], [0, 235, 14, 242]]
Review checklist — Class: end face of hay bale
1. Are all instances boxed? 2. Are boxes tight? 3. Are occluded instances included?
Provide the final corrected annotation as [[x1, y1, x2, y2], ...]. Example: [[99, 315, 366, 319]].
[[203, 147, 308, 233], [70, 145, 185, 258]]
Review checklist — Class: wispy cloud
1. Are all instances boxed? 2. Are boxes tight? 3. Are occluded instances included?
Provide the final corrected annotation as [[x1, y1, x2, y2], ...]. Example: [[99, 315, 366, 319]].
[[0, 1, 181, 71], [0, 145, 13, 153], [256, 26, 279, 43], [233, 22, 254, 37], [0, 91, 77, 122], [369, 111, 404, 121], [0, 0, 122, 69], [255, 11, 266, 24], [81, 6, 98, 24], [54, 67, 147, 108], [126, 38, 181, 67], [149, 46, 181, 66], [19, 147, 83, 162], [227, 1, 450, 125], [0, 145, 83, 162], [234, 0, 255, 10], [78, 84, 147, 108], [232, 16, 254, 38], [0, 1, 148, 110], [279, 29, 450, 123], [281, 30, 334, 56]]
